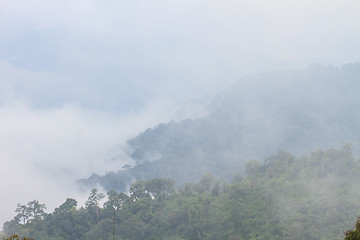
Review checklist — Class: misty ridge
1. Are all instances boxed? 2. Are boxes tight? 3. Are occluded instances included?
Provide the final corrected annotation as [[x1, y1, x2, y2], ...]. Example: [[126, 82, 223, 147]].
[[80, 63, 360, 192], [3, 1, 360, 239], [3, 63, 360, 240]]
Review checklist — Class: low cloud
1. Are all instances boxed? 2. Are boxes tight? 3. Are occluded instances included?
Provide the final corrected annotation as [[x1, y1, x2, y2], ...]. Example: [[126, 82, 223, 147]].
[[0, 97, 176, 227]]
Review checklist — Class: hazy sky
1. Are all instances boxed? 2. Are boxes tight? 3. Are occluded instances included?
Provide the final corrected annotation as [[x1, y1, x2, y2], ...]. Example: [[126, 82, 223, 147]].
[[1, 0, 360, 227]]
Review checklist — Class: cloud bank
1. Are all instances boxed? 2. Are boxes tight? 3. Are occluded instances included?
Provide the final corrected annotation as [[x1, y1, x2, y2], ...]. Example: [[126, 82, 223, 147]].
[[0, 97, 176, 226]]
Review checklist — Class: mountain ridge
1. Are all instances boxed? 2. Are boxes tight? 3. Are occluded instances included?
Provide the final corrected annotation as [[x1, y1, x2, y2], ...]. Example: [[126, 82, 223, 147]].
[[79, 63, 360, 192]]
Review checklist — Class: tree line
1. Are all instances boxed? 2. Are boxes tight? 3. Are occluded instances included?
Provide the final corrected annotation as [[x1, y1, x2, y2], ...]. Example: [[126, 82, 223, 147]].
[[3, 146, 360, 240]]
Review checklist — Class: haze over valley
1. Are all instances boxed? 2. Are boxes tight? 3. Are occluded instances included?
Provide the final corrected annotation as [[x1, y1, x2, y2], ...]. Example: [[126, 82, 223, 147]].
[[1, 0, 360, 239]]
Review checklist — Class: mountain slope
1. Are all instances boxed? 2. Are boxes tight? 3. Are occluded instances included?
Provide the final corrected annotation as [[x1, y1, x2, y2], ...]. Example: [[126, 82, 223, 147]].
[[80, 63, 360, 192]]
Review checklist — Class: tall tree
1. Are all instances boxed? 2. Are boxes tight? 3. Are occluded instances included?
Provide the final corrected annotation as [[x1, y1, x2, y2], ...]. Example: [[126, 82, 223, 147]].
[[26, 200, 46, 221], [14, 204, 29, 225], [54, 198, 77, 214], [145, 178, 175, 201], [103, 190, 127, 210], [85, 189, 105, 224]]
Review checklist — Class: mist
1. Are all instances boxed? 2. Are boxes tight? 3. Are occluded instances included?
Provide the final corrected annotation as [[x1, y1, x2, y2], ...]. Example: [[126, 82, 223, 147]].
[[0, 98, 176, 227], [1, 0, 360, 234]]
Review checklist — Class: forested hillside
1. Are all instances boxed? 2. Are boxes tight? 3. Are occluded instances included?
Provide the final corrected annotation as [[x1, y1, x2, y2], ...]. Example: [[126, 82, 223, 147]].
[[80, 63, 360, 192], [3, 146, 360, 240]]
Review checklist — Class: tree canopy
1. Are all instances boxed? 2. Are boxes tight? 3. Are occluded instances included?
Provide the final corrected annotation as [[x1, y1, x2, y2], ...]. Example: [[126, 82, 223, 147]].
[[3, 146, 360, 240]]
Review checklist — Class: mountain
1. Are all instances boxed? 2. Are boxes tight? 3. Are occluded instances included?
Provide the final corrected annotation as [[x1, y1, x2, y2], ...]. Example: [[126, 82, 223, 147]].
[[79, 63, 360, 192]]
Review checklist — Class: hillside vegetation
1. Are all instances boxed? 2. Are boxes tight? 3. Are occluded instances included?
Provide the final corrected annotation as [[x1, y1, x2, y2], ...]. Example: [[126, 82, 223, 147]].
[[80, 63, 360, 192], [3, 146, 360, 240]]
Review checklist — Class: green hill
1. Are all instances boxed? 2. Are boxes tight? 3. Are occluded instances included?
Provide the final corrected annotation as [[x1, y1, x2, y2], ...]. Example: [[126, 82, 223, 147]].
[[4, 146, 360, 240], [80, 63, 360, 192]]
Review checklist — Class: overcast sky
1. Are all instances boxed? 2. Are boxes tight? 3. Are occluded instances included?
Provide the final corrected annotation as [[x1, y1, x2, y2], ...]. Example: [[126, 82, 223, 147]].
[[1, 0, 360, 227]]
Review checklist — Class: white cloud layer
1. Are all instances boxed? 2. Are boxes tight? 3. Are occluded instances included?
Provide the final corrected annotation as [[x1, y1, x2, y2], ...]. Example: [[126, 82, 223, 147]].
[[1, 0, 359, 98], [0, 98, 176, 227]]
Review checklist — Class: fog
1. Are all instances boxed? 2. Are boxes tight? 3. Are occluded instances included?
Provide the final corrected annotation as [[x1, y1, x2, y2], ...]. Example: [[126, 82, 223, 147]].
[[1, 0, 360, 228], [0, 97, 177, 226]]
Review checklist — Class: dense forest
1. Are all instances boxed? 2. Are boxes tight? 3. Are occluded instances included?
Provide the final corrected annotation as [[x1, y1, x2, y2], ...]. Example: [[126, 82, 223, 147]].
[[80, 64, 360, 193], [2, 146, 360, 240]]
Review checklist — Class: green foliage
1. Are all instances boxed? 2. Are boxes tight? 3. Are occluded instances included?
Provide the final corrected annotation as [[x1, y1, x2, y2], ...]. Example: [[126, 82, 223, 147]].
[[2, 234, 33, 240], [144, 178, 175, 200], [54, 198, 77, 214], [85, 189, 105, 209], [4, 147, 360, 240], [14, 201, 46, 225], [345, 218, 360, 240], [85, 188, 105, 224]]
